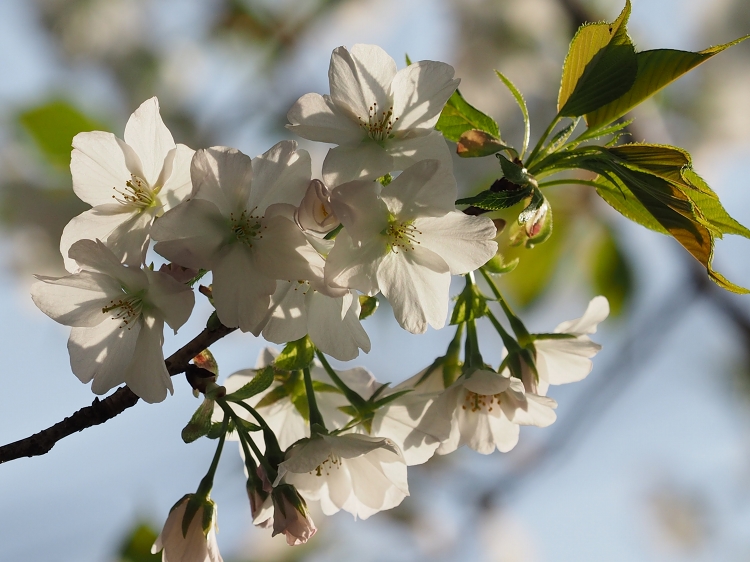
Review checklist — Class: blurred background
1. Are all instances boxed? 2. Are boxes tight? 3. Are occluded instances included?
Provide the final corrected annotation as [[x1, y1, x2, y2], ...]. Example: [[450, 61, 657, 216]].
[[1, 0, 750, 560]]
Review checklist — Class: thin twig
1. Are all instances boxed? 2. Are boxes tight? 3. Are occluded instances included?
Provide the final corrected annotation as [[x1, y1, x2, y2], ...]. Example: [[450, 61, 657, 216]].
[[0, 321, 236, 465]]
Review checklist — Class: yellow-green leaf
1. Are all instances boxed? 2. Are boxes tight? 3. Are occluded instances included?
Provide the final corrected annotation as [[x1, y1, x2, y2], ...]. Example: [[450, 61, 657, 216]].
[[457, 129, 510, 158], [436, 89, 500, 142]]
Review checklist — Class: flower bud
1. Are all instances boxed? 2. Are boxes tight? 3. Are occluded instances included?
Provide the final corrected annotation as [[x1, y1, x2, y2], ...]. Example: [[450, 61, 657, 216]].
[[247, 466, 273, 529], [152, 494, 223, 562], [271, 484, 317, 546], [295, 179, 338, 234]]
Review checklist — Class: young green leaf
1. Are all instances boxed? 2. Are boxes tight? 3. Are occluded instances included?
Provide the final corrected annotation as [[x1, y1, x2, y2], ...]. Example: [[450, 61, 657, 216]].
[[456, 185, 532, 210], [450, 279, 488, 325], [358, 295, 378, 319], [495, 70, 530, 157], [682, 169, 750, 239], [558, 1, 637, 117], [181, 398, 215, 444], [586, 36, 749, 128], [225, 366, 275, 401], [436, 89, 500, 142], [456, 129, 511, 158], [275, 336, 315, 371]]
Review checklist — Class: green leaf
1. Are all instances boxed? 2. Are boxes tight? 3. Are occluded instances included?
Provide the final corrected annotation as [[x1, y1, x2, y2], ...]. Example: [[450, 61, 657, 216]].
[[117, 522, 161, 562], [495, 70, 530, 156], [275, 336, 315, 371], [482, 254, 520, 275], [456, 184, 532, 210], [590, 226, 633, 317], [436, 89, 500, 142], [558, 1, 637, 117], [498, 154, 534, 186], [225, 366, 275, 401], [18, 100, 107, 169], [358, 295, 378, 319], [456, 129, 511, 158], [682, 169, 750, 239], [609, 143, 693, 186], [450, 279, 488, 325], [254, 384, 291, 409], [207, 420, 232, 439], [181, 398, 215, 444], [586, 35, 750, 128]]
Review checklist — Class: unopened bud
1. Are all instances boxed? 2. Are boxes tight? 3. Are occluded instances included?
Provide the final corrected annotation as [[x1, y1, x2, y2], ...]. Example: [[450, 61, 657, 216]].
[[271, 484, 317, 546], [295, 179, 338, 234]]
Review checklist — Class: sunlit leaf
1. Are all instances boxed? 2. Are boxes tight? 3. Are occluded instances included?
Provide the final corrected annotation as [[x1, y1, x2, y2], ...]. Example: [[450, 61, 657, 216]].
[[457, 129, 510, 158], [275, 336, 315, 371], [181, 398, 215, 444], [359, 295, 378, 319], [225, 366, 275, 401], [436, 89, 499, 142], [456, 183, 532, 210], [587, 35, 750, 128], [558, 1, 637, 117], [682, 169, 750, 239], [450, 280, 488, 325], [495, 70, 530, 156]]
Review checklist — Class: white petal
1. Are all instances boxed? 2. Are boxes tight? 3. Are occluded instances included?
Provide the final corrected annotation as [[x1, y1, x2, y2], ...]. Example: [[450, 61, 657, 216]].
[[212, 244, 276, 333], [102, 207, 154, 267], [510, 392, 557, 428], [329, 45, 396, 117], [191, 147, 253, 216], [287, 93, 364, 144], [555, 296, 610, 334], [462, 369, 511, 395], [159, 144, 195, 211], [457, 401, 498, 455], [31, 271, 122, 327], [487, 414, 521, 453], [143, 269, 195, 332], [325, 230, 385, 296], [387, 131, 454, 174], [380, 159, 456, 218], [536, 338, 601, 385], [253, 215, 321, 281], [71, 131, 143, 207], [329, 179, 387, 242], [322, 142, 393, 186], [248, 141, 311, 213], [416, 212, 498, 274], [151, 199, 228, 269], [123, 97, 175, 187], [60, 206, 134, 273], [124, 315, 172, 403], [262, 281, 309, 344], [377, 249, 450, 334], [69, 317, 141, 392], [67, 239, 147, 292], [391, 61, 459, 132], [307, 291, 370, 361]]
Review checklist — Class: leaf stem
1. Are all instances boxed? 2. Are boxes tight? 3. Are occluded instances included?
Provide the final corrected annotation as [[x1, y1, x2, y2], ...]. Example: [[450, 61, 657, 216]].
[[315, 351, 367, 409], [526, 114, 561, 168], [303, 367, 326, 430]]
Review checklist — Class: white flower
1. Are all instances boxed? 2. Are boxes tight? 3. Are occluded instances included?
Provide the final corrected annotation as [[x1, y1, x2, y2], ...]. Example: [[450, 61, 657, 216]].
[[526, 296, 609, 395], [271, 484, 317, 546], [275, 432, 408, 520], [261, 280, 370, 361], [434, 369, 557, 455], [287, 44, 459, 185], [325, 159, 498, 334], [295, 179, 338, 235], [152, 495, 223, 562], [30, 239, 194, 403], [151, 142, 324, 333], [61, 97, 194, 271]]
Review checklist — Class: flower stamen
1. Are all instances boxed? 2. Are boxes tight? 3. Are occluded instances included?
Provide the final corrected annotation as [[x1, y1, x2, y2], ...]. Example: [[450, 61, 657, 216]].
[[102, 295, 143, 330], [112, 174, 155, 209], [358, 101, 399, 142], [384, 220, 422, 253]]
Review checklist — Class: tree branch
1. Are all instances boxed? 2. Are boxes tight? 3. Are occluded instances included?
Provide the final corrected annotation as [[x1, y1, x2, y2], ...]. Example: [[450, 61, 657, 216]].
[[0, 321, 236, 465]]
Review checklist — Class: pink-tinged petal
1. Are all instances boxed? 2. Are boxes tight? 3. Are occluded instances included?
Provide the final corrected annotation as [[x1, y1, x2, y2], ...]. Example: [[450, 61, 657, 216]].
[[329, 179, 387, 242], [31, 271, 122, 327], [151, 199, 228, 269], [306, 291, 370, 361], [555, 296, 610, 334], [486, 414, 521, 453], [388, 131, 454, 174], [143, 269, 195, 333], [253, 215, 321, 281], [212, 244, 276, 333], [191, 147, 253, 216], [462, 369, 511, 395], [248, 141, 311, 214], [322, 142, 393, 186], [71, 131, 143, 207], [124, 315, 172, 403], [329, 45, 396, 117], [262, 281, 309, 345], [380, 159, 455, 218], [68, 317, 141, 391], [287, 93, 364, 144], [123, 97, 175, 187], [416, 212, 498, 274], [60, 205, 133, 273], [391, 61, 459, 132], [159, 144, 195, 211], [536, 338, 601, 385], [325, 230, 385, 296], [377, 248, 450, 334], [67, 239, 147, 292]]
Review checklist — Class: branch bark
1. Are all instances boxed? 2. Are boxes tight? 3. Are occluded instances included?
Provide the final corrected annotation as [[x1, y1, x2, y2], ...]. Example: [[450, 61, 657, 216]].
[[0, 321, 236, 465]]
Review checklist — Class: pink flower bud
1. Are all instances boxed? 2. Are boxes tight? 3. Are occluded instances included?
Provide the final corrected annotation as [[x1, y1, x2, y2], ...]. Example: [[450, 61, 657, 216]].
[[295, 179, 338, 234], [271, 484, 317, 546]]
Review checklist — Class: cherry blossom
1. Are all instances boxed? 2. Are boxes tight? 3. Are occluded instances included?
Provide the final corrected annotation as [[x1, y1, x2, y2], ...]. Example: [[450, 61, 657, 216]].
[[61, 97, 193, 271], [30, 239, 194, 403], [152, 495, 223, 562], [287, 44, 459, 185], [271, 484, 317, 546]]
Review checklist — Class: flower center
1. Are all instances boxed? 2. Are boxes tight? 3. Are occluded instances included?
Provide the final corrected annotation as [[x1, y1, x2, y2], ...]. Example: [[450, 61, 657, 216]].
[[462, 391, 503, 413], [230, 209, 264, 247], [383, 219, 422, 253], [112, 174, 155, 209], [358, 101, 399, 142], [101, 294, 143, 330], [310, 453, 341, 477]]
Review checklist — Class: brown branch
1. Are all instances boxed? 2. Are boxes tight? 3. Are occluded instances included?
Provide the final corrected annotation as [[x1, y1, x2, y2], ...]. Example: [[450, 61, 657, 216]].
[[0, 321, 236, 465]]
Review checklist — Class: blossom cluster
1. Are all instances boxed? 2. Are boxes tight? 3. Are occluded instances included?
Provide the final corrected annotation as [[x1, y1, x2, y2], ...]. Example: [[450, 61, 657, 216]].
[[28, 44, 609, 559]]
